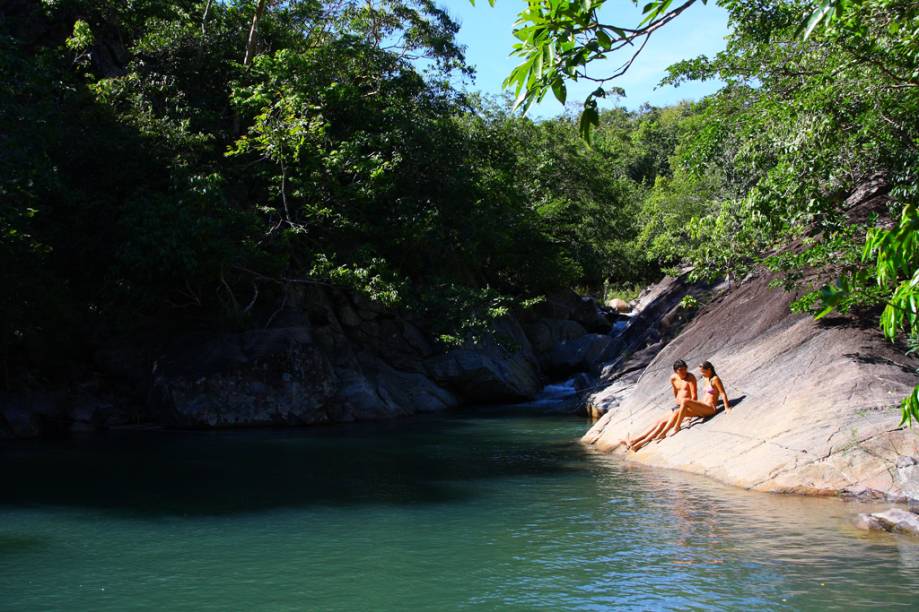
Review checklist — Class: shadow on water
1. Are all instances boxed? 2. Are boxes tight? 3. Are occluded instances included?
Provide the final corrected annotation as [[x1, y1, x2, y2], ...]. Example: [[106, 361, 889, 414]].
[[0, 410, 591, 518]]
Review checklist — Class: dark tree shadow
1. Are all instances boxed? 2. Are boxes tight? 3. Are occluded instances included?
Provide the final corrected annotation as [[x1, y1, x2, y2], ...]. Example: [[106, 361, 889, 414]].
[[0, 411, 590, 519]]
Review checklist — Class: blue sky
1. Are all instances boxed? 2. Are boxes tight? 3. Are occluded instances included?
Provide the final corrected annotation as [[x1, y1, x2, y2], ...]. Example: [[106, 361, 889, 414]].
[[443, 1, 731, 117]]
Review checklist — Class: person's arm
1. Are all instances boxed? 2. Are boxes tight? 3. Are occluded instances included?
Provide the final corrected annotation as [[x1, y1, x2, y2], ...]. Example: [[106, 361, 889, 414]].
[[714, 377, 730, 413], [671, 375, 678, 399], [689, 374, 698, 401]]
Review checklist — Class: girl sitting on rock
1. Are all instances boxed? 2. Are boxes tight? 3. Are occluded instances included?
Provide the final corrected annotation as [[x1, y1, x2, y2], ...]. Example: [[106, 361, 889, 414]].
[[616, 359, 697, 452], [647, 360, 730, 445]]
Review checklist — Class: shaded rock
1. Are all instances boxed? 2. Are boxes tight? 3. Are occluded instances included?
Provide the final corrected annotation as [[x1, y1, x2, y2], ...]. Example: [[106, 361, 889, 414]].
[[545, 334, 613, 375], [338, 303, 362, 328], [373, 361, 460, 414], [93, 346, 152, 386], [426, 349, 541, 402], [426, 317, 541, 402], [68, 391, 116, 433], [583, 272, 919, 501], [151, 327, 340, 428], [523, 319, 588, 355], [0, 392, 65, 438], [856, 508, 919, 536], [526, 290, 609, 332]]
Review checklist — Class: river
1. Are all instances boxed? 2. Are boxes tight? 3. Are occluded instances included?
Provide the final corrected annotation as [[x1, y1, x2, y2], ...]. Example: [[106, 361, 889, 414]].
[[2, 410, 918, 610]]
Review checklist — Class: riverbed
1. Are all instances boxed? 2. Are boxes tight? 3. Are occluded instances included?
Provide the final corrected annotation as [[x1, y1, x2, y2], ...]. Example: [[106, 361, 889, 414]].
[[2, 410, 917, 610]]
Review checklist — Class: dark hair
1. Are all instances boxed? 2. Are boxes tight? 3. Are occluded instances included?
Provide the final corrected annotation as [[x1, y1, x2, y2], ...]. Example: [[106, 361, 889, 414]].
[[672, 359, 688, 371], [699, 360, 717, 376]]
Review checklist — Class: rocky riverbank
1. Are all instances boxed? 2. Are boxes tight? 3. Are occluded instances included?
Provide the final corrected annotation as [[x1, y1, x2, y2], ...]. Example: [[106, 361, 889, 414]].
[[0, 286, 613, 438], [581, 269, 919, 504]]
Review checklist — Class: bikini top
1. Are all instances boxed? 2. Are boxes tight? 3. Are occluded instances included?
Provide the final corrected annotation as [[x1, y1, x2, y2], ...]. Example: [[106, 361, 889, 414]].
[[704, 376, 719, 396]]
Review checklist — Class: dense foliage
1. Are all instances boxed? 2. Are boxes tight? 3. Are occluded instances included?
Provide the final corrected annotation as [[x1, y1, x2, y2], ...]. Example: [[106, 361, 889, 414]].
[[0, 0, 671, 388], [486, 0, 917, 422], [3, 0, 916, 423]]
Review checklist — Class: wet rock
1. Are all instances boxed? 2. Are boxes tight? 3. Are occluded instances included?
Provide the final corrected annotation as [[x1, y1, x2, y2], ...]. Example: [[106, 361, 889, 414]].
[[856, 508, 919, 537]]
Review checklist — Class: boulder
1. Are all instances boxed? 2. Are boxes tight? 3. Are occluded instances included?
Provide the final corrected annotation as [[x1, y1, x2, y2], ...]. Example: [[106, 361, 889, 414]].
[[426, 348, 541, 402], [426, 317, 542, 402], [607, 298, 630, 313], [544, 334, 613, 375], [151, 327, 341, 428], [0, 392, 65, 438], [526, 290, 610, 332], [856, 508, 919, 536], [583, 272, 919, 501], [523, 319, 588, 355]]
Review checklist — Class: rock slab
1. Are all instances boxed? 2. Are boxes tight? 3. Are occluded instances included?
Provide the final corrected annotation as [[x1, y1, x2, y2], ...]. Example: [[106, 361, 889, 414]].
[[856, 508, 919, 536], [582, 273, 919, 502]]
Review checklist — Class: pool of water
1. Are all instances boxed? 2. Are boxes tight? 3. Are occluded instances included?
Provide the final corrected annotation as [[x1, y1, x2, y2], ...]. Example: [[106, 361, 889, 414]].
[[2, 410, 918, 610]]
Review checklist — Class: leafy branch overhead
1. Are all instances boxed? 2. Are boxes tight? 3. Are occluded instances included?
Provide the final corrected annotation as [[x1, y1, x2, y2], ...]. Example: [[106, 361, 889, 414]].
[[472, 0, 709, 143], [470, 0, 874, 143], [473, 0, 918, 423]]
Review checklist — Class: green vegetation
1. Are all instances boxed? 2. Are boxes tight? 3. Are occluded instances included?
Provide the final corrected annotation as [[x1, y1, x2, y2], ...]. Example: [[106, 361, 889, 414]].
[[488, 0, 918, 424], [0, 0, 672, 388], [2, 0, 916, 424]]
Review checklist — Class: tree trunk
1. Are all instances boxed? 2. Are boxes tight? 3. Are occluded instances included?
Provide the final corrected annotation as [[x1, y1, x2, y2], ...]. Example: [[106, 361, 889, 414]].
[[243, 0, 269, 66]]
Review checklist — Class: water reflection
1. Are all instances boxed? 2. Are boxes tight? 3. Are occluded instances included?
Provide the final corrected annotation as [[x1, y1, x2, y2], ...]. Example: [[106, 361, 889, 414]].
[[1, 411, 917, 610]]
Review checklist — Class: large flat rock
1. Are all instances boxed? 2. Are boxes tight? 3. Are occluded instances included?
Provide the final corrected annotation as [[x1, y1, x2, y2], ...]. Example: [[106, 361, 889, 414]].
[[582, 274, 919, 501]]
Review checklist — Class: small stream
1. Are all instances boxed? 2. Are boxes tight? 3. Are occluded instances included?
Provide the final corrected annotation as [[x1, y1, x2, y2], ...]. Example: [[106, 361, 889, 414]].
[[2, 411, 918, 610]]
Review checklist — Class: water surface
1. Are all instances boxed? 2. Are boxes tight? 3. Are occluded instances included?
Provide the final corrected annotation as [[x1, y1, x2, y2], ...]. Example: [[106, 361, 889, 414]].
[[2, 410, 917, 610]]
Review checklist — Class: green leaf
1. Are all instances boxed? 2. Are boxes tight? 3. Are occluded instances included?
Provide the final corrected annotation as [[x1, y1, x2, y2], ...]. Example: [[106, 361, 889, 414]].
[[551, 79, 567, 105]]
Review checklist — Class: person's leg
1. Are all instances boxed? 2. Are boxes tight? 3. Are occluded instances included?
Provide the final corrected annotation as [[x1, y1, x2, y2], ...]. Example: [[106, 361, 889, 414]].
[[656, 399, 716, 440], [621, 421, 658, 451], [629, 416, 671, 451], [649, 408, 682, 442]]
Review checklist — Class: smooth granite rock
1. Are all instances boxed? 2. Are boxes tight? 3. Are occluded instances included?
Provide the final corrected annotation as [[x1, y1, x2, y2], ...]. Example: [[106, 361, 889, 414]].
[[582, 272, 919, 502]]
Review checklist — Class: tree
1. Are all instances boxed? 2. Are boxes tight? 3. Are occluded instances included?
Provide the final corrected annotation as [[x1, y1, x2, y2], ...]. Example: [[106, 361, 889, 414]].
[[472, 0, 919, 423]]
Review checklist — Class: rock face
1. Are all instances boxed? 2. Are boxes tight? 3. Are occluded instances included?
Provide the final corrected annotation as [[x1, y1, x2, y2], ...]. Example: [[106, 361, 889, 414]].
[[426, 316, 543, 402], [149, 286, 472, 428], [582, 272, 919, 502], [2, 282, 616, 435], [584, 272, 721, 417]]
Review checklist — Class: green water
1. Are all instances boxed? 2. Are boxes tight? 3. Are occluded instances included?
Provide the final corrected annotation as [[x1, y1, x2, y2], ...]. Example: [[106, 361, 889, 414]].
[[2, 410, 918, 610]]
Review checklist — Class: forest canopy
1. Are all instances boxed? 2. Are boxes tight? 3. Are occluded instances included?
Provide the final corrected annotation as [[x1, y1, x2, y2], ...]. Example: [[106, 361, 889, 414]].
[[1, 0, 916, 422]]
